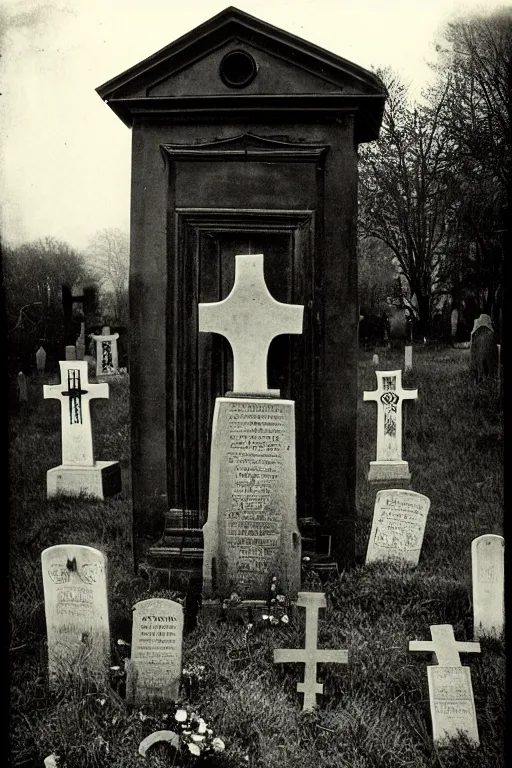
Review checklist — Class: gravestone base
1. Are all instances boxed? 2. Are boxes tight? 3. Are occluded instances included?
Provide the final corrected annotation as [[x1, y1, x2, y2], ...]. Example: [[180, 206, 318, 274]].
[[95, 372, 127, 383], [47, 461, 121, 499], [368, 460, 411, 484]]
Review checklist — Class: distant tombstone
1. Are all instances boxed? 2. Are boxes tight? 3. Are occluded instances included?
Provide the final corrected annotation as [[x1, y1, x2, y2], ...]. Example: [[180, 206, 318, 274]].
[[36, 345, 47, 373], [363, 370, 418, 483], [365, 489, 430, 566], [17, 371, 28, 404], [404, 345, 412, 372], [91, 328, 120, 376], [41, 544, 110, 687], [470, 320, 497, 381], [450, 309, 459, 339], [65, 345, 76, 361], [202, 397, 302, 600], [126, 598, 184, 707], [274, 592, 348, 710], [389, 308, 407, 339], [200, 254, 303, 600], [76, 322, 86, 361], [409, 624, 480, 746], [471, 534, 504, 640], [372, 354, 379, 365], [43, 361, 121, 499]]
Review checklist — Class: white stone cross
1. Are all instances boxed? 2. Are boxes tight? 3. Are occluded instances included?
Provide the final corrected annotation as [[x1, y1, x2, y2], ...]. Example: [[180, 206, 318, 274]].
[[274, 592, 348, 710], [409, 624, 480, 666], [363, 370, 417, 479], [44, 361, 108, 466], [198, 254, 304, 395]]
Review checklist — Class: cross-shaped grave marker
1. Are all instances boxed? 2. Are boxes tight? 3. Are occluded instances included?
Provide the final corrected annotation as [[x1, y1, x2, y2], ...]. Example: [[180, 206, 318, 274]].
[[363, 369, 417, 482], [409, 624, 480, 666], [409, 624, 481, 746], [274, 592, 348, 710], [44, 361, 108, 466], [198, 254, 304, 395]]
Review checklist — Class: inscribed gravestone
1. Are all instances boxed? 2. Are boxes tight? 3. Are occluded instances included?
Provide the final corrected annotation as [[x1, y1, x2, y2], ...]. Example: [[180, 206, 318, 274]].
[[41, 544, 110, 686], [365, 489, 430, 565], [472, 534, 504, 639], [409, 624, 480, 745], [202, 397, 301, 600], [363, 370, 417, 482], [91, 327, 120, 376], [274, 592, 348, 710], [43, 360, 121, 498], [126, 598, 184, 707]]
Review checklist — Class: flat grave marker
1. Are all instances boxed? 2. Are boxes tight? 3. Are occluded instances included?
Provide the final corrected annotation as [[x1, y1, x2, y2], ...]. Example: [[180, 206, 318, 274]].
[[126, 598, 184, 707], [41, 544, 110, 687], [274, 592, 348, 711], [365, 489, 430, 565], [472, 534, 504, 640], [363, 369, 417, 483], [409, 624, 480, 746]]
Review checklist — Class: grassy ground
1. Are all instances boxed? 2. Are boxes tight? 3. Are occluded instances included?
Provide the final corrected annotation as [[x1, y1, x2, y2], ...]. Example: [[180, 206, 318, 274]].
[[8, 344, 504, 768]]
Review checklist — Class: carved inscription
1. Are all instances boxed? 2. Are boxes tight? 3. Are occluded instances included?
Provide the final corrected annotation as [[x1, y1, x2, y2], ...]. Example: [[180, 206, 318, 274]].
[[128, 599, 183, 705], [428, 666, 479, 744], [224, 403, 287, 592], [101, 341, 114, 373], [366, 490, 430, 565], [381, 375, 398, 457]]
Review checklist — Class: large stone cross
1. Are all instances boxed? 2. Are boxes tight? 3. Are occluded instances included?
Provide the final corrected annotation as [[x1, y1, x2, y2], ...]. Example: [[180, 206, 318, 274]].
[[44, 361, 108, 466], [274, 592, 348, 710], [409, 624, 480, 666], [363, 370, 417, 463], [198, 254, 304, 395]]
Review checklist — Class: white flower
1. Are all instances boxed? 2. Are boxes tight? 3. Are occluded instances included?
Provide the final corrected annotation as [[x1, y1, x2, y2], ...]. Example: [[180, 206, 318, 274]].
[[191, 734, 205, 742], [270, 617, 279, 625], [262, 614, 269, 621], [188, 743, 201, 756], [212, 737, 225, 753], [207, 728, 213, 736], [44, 755, 60, 768], [197, 718, 207, 734], [277, 594, 285, 603], [281, 615, 289, 624], [175, 709, 188, 722]]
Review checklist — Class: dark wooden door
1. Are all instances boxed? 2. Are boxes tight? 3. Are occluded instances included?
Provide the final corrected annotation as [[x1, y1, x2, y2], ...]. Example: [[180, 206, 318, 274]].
[[168, 210, 317, 528]]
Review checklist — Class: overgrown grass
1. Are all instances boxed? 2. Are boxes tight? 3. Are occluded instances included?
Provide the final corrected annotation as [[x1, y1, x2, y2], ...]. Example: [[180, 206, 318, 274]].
[[8, 345, 504, 767]]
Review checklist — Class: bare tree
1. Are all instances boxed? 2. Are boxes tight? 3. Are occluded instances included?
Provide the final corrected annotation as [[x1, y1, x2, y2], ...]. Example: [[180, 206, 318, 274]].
[[87, 228, 129, 324]]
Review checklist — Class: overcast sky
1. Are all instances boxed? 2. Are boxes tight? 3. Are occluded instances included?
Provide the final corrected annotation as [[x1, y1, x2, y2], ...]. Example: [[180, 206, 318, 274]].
[[0, 0, 508, 251]]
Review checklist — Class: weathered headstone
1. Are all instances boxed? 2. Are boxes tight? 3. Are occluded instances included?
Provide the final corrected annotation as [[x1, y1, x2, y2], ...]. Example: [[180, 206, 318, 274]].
[[76, 322, 86, 361], [126, 598, 184, 707], [365, 489, 430, 565], [471, 534, 504, 640], [17, 371, 28, 404], [372, 354, 379, 365], [200, 254, 303, 600], [41, 544, 110, 686], [36, 345, 47, 373], [363, 370, 417, 483], [409, 624, 480, 746], [43, 361, 121, 498], [404, 345, 412, 371], [65, 345, 76, 361], [274, 592, 348, 710], [91, 327, 120, 377], [450, 308, 459, 340]]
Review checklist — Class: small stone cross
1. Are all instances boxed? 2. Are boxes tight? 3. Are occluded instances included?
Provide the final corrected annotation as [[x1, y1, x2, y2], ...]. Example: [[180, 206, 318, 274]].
[[44, 361, 108, 466], [274, 592, 348, 710], [409, 624, 480, 666], [198, 254, 304, 394], [363, 370, 417, 462]]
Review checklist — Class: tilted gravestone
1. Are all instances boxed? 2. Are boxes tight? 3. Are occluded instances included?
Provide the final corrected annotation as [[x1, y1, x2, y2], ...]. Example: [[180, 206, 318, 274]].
[[363, 370, 417, 484], [43, 361, 121, 499], [365, 489, 430, 566], [95, 6, 386, 575], [472, 534, 504, 640], [200, 254, 303, 600], [41, 544, 110, 687], [409, 624, 480, 745], [126, 598, 184, 707], [91, 326, 120, 377], [274, 592, 348, 710]]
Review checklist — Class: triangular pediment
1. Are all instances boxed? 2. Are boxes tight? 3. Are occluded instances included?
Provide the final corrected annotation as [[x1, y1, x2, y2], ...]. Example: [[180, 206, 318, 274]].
[[97, 7, 384, 101]]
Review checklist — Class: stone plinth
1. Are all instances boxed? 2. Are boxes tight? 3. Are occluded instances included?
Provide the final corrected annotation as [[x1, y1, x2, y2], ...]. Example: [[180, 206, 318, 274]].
[[47, 461, 121, 499]]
